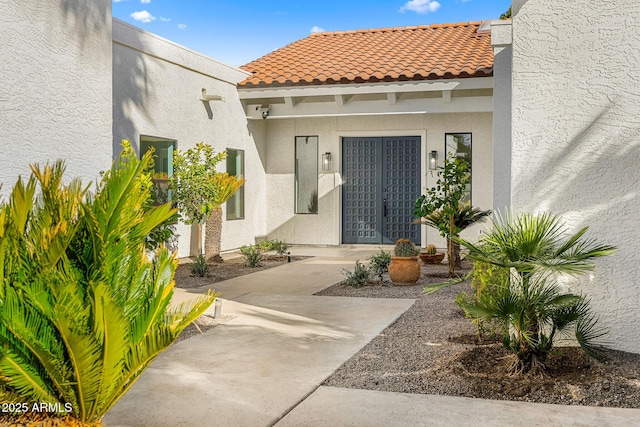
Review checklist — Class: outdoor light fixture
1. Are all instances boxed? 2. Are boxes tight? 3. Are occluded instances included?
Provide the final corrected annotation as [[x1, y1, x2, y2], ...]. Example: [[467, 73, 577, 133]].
[[214, 298, 222, 319], [322, 152, 332, 171], [429, 150, 438, 170]]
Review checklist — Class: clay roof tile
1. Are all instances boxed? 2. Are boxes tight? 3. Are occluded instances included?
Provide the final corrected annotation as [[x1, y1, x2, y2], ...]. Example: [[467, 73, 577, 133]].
[[239, 22, 493, 88]]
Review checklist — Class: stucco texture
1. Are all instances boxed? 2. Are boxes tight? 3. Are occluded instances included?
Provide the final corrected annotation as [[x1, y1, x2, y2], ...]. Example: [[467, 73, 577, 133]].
[[112, 20, 264, 257], [511, 1, 640, 352], [0, 0, 112, 193]]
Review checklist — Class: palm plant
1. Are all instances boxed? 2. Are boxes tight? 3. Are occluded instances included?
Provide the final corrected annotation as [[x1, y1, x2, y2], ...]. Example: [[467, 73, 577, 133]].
[[419, 202, 491, 268], [456, 212, 616, 375], [0, 145, 215, 424], [414, 156, 487, 276], [204, 172, 245, 262]]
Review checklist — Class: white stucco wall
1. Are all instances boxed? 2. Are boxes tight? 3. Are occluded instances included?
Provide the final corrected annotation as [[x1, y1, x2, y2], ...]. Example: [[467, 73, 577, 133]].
[[262, 112, 493, 248], [0, 0, 112, 193], [490, 19, 513, 213], [510, 0, 640, 352], [112, 20, 264, 257]]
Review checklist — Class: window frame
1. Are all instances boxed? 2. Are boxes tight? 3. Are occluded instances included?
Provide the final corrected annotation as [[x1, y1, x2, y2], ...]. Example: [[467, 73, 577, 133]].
[[139, 135, 177, 204], [226, 148, 245, 221], [444, 132, 472, 203], [294, 136, 319, 214]]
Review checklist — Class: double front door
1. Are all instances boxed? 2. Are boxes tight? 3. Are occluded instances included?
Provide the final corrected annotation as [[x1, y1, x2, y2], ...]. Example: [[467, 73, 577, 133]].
[[342, 136, 421, 244]]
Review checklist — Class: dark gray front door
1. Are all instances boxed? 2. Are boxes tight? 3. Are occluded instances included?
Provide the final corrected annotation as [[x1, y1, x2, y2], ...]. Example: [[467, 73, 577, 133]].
[[342, 136, 421, 244]]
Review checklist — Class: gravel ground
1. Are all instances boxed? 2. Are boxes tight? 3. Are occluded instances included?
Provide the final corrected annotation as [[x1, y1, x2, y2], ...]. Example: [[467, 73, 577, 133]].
[[317, 260, 640, 408]]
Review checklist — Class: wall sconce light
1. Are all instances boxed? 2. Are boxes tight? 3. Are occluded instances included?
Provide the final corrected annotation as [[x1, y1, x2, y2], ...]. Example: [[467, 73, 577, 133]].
[[322, 152, 332, 171], [429, 150, 438, 170]]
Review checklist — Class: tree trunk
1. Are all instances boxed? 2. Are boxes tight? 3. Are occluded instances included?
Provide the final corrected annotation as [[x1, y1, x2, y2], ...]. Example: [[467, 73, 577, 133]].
[[448, 215, 455, 277], [204, 208, 223, 263], [446, 240, 463, 269]]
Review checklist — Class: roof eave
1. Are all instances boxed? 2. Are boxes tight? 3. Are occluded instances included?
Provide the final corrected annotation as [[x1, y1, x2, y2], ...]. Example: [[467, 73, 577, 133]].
[[238, 76, 493, 100]]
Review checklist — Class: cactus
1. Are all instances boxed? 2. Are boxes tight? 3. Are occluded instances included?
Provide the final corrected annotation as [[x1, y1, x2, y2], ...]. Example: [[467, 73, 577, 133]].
[[394, 239, 420, 257]]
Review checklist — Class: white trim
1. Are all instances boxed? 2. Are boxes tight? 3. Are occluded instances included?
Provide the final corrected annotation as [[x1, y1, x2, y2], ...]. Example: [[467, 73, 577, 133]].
[[246, 96, 492, 120], [238, 78, 493, 99], [112, 19, 249, 85]]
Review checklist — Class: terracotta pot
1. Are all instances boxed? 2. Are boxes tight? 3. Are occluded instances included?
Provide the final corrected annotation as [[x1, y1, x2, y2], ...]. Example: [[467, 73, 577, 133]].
[[419, 252, 446, 265], [388, 256, 421, 285]]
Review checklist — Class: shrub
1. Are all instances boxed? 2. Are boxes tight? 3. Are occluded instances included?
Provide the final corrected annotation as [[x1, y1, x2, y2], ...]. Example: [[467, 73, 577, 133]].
[[270, 239, 289, 256], [0, 145, 214, 423], [342, 260, 371, 287], [394, 239, 419, 257], [240, 244, 263, 267], [455, 262, 510, 338], [259, 238, 289, 256], [457, 212, 616, 375], [369, 249, 391, 280], [190, 254, 210, 276]]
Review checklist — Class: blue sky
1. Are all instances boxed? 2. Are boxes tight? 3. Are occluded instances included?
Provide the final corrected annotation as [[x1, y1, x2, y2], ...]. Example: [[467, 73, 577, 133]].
[[112, 0, 511, 67]]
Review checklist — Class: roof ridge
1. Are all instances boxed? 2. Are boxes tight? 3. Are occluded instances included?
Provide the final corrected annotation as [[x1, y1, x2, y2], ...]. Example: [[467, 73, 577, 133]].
[[310, 21, 484, 37]]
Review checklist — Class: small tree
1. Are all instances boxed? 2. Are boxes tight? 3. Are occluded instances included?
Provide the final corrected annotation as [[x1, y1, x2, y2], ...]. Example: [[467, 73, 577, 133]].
[[414, 155, 471, 277], [170, 143, 244, 262]]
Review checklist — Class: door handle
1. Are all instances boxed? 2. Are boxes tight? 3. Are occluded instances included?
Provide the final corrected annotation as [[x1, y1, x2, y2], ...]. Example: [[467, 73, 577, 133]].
[[383, 198, 388, 217]]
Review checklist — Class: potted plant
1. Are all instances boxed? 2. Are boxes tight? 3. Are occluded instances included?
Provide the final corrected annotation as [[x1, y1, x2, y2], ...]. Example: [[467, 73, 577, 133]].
[[419, 244, 446, 265], [388, 239, 421, 285]]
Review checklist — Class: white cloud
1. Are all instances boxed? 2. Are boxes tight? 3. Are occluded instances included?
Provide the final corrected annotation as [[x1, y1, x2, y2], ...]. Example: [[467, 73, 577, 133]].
[[159, 16, 171, 22], [131, 10, 155, 23], [399, 0, 441, 14], [310, 25, 325, 33], [141, 0, 151, 3], [113, 0, 126, 3], [178, 23, 187, 30]]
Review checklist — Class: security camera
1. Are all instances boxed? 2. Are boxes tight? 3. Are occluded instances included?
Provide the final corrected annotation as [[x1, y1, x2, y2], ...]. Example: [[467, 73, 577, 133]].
[[256, 105, 270, 119]]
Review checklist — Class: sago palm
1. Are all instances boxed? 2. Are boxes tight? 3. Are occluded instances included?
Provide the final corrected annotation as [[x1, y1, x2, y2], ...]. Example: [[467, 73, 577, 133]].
[[456, 211, 616, 375], [0, 145, 215, 424]]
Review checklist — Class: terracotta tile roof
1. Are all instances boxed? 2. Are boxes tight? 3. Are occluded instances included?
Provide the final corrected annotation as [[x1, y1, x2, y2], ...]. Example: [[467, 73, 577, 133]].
[[239, 22, 493, 88]]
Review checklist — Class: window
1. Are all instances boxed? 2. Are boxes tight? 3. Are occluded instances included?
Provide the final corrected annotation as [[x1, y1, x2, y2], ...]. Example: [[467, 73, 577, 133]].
[[226, 149, 245, 220], [140, 135, 176, 204], [445, 133, 472, 202], [295, 136, 318, 214]]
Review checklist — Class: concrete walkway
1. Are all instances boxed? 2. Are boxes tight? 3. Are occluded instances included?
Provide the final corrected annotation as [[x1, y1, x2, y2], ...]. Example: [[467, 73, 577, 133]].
[[104, 246, 640, 427]]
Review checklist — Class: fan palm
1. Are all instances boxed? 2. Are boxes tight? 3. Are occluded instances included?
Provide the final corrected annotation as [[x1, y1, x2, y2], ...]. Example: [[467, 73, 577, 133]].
[[0, 145, 215, 424], [456, 211, 616, 375], [204, 172, 245, 262]]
